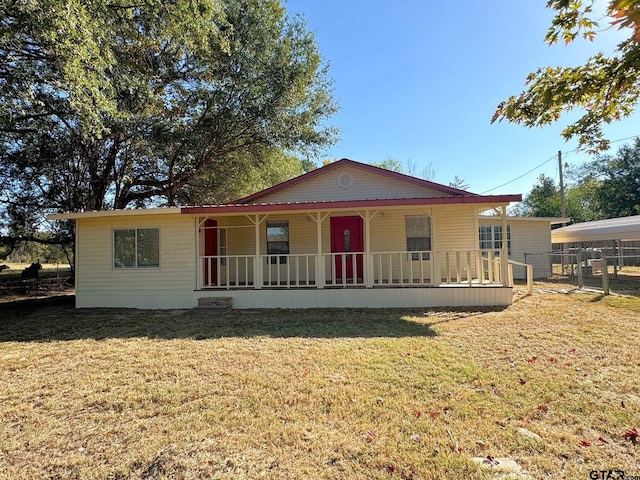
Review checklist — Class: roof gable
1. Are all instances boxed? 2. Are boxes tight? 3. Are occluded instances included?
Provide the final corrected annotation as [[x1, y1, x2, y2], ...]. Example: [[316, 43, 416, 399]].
[[235, 159, 475, 204]]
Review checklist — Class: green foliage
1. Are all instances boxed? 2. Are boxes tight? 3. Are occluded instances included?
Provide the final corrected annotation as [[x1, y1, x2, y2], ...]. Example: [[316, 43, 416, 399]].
[[591, 137, 640, 217], [492, 0, 640, 152], [448, 175, 470, 191], [516, 139, 640, 220], [5, 240, 69, 264], [370, 157, 405, 173], [0, 0, 337, 244]]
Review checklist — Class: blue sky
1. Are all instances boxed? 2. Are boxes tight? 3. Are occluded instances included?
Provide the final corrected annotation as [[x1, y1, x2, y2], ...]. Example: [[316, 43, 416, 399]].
[[286, 0, 640, 196]]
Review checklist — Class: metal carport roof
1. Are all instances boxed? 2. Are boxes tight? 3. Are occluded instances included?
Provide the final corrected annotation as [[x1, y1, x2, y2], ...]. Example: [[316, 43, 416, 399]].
[[551, 215, 640, 243]]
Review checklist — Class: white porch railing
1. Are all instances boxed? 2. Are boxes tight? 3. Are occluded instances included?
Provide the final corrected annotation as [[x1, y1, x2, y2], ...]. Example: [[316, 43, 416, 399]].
[[261, 254, 316, 288], [439, 249, 504, 286], [322, 253, 366, 287], [201, 255, 255, 288], [199, 250, 521, 289], [507, 259, 533, 294], [372, 251, 432, 285]]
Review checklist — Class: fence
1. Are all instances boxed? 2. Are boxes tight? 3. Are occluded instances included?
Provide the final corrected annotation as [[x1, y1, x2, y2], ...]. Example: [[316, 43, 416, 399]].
[[530, 247, 640, 295]]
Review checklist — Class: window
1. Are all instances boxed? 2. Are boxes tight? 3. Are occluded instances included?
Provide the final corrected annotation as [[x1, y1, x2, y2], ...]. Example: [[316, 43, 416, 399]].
[[113, 228, 160, 268], [266, 220, 289, 264], [479, 225, 511, 255], [406, 215, 431, 260]]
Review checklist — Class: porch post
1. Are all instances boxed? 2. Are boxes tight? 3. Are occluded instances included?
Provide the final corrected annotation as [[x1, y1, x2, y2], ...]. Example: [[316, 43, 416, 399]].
[[432, 212, 441, 286], [195, 217, 201, 290], [315, 212, 325, 289], [254, 214, 262, 289], [500, 204, 509, 285], [364, 210, 373, 287], [248, 214, 268, 289]]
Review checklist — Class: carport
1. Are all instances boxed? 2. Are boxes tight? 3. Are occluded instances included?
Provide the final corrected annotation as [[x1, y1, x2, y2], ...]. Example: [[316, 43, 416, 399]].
[[551, 215, 640, 244], [551, 216, 640, 293]]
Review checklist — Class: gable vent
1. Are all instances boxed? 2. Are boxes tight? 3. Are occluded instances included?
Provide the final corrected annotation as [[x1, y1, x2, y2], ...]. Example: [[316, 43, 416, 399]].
[[337, 172, 354, 188]]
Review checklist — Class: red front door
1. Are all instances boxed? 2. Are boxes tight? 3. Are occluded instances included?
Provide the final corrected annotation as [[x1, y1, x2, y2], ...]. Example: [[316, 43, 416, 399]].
[[204, 219, 218, 285], [330, 216, 364, 282]]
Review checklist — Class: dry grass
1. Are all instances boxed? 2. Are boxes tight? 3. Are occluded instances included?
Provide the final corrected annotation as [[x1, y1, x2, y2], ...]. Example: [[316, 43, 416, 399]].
[[0, 292, 639, 479]]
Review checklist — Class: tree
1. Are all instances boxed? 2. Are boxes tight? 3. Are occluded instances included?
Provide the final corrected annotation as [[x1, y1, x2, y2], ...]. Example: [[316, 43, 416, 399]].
[[369, 158, 435, 180], [0, 0, 337, 256], [492, 0, 640, 152], [521, 175, 562, 217], [590, 137, 640, 217], [448, 175, 470, 191], [514, 139, 640, 221], [370, 157, 405, 173]]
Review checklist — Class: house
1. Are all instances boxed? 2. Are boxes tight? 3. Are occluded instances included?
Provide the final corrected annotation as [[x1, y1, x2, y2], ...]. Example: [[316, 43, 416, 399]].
[[49, 159, 524, 309], [478, 216, 569, 279]]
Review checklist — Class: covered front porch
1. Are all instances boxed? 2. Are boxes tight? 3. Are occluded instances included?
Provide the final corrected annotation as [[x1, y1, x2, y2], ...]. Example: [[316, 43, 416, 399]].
[[187, 204, 520, 305]]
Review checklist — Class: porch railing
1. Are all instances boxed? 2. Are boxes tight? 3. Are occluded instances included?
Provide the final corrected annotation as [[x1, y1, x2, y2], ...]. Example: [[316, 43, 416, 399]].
[[260, 254, 316, 288], [322, 253, 366, 286], [201, 255, 254, 288], [439, 249, 503, 285], [199, 250, 518, 289], [372, 251, 432, 285]]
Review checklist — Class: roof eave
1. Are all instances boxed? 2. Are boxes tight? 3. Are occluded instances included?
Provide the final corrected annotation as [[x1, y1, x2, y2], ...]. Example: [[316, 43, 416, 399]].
[[182, 194, 522, 215], [48, 207, 182, 220]]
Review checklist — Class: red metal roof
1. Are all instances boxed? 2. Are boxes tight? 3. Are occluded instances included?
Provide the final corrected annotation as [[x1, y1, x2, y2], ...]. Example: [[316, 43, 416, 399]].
[[181, 194, 522, 215], [233, 158, 476, 204]]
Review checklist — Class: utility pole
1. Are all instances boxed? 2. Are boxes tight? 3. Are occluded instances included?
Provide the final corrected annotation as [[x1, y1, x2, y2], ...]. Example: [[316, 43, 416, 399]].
[[558, 150, 566, 221], [558, 150, 568, 275]]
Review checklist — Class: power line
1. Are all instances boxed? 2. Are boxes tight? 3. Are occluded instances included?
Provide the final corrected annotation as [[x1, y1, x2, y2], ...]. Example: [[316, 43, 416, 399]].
[[481, 134, 640, 195], [481, 155, 555, 194]]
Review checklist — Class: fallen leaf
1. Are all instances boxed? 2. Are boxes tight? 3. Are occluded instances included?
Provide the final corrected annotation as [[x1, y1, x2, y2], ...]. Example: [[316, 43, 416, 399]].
[[580, 439, 591, 447], [429, 411, 440, 418], [623, 427, 638, 445], [401, 468, 417, 480]]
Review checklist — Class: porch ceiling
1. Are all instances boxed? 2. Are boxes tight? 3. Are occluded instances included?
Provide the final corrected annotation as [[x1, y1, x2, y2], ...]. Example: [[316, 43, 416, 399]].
[[181, 194, 522, 216]]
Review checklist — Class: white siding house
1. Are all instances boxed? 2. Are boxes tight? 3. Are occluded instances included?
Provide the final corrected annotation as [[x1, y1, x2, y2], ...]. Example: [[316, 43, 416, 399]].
[[478, 216, 568, 280], [51, 159, 524, 309]]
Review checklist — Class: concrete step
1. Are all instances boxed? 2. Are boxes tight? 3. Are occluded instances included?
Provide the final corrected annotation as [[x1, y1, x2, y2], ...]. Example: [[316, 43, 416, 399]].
[[196, 297, 233, 311]]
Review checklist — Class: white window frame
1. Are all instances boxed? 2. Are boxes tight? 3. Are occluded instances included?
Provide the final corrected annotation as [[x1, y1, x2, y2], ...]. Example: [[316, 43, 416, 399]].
[[406, 215, 431, 261], [113, 227, 160, 269], [479, 225, 511, 255], [266, 220, 289, 264]]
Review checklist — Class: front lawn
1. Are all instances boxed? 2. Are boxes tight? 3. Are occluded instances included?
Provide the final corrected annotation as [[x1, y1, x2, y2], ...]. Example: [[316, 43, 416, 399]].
[[0, 293, 638, 479]]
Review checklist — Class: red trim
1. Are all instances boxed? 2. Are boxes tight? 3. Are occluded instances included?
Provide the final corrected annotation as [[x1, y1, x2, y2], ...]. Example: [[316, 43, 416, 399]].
[[181, 194, 522, 215], [233, 158, 475, 204]]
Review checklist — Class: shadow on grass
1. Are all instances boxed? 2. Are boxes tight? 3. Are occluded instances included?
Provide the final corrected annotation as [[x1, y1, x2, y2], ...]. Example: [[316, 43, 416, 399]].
[[0, 294, 486, 341]]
